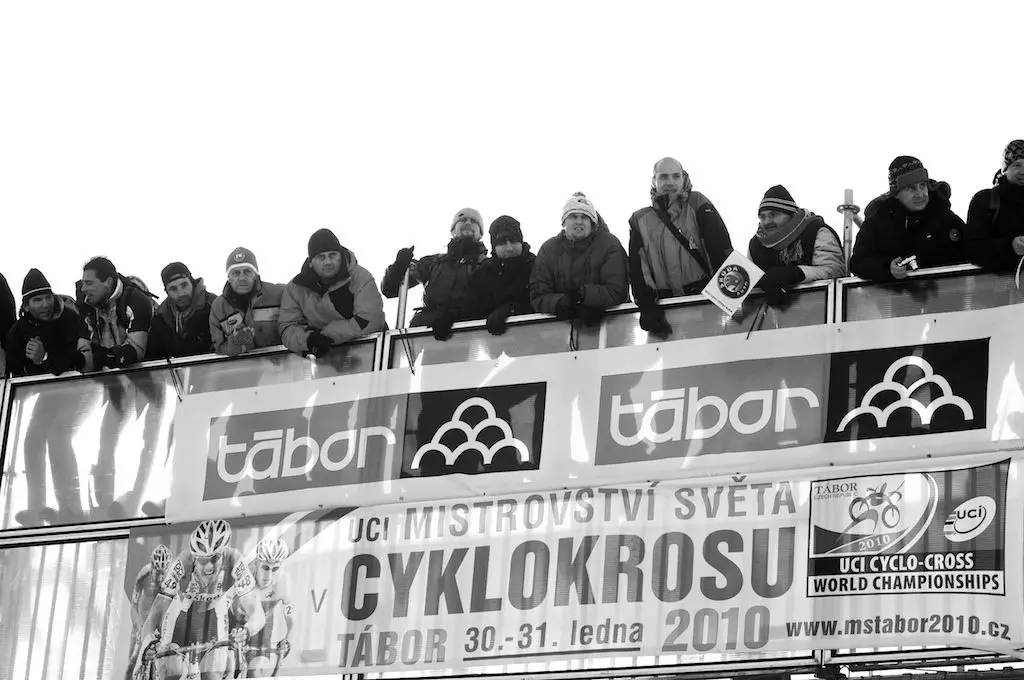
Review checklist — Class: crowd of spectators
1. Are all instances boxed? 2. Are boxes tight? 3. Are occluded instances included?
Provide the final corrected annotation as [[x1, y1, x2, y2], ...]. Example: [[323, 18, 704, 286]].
[[3, 142, 1023, 379]]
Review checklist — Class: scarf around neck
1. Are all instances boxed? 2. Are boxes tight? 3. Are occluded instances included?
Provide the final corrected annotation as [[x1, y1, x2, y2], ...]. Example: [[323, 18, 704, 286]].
[[756, 209, 819, 250]]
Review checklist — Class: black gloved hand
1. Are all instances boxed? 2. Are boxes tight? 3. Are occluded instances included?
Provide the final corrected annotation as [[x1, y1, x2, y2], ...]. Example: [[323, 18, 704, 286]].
[[580, 305, 605, 327], [432, 313, 456, 341], [568, 286, 584, 307], [306, 330, 333, 358], [90, 343, 115, 370], [639, 305, 671, 337], [757, 265, 805, 306], [486, 305, 512, 336], [393, 246, 415, 272]]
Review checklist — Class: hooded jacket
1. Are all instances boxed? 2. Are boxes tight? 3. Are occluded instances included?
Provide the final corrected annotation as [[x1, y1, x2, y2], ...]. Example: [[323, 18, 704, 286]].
[[279, 248, 387, 354], [0, 273, 16, 353], [6, 295, 87, 377], [965, 178, 1024, 272], [78, 275, 157, 366], [147, 279, 217, 360], [209, 279, 285, 355], [748, 210, 846, 282], [850, 190, 967, 281], [628, 190, 733, 306], [530, 216, 629, 314], [382, 237, 488, 326], [466, 246, 537, 319]]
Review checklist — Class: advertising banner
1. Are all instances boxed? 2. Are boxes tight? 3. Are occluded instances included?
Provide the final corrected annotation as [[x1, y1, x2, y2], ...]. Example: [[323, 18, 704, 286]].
[[168, 305, 1024, 523], [116, 456, 1024, 679]]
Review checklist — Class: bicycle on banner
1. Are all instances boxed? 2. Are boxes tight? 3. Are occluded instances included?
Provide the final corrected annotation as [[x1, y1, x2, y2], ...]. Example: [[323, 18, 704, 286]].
[[133, 637, 286, 680], [133, 638, 242, 680], [129, 520, 267, 680]]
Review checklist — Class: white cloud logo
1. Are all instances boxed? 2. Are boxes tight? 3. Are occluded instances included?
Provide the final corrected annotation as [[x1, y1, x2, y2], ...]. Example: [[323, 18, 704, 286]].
[[837, 355, 974, 432], [410, 397, 530, 470]]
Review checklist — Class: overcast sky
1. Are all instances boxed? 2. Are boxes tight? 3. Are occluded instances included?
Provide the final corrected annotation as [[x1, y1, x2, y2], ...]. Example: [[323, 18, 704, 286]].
[[2, 1, 1021, 322]]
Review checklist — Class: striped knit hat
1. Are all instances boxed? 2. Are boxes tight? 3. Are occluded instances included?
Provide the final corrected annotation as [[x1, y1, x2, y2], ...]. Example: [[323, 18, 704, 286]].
[[888, 156, 929, 195], [21, 269, 52, 301], [1003, 140, 1024, 171], [758, 185, 798, 215]]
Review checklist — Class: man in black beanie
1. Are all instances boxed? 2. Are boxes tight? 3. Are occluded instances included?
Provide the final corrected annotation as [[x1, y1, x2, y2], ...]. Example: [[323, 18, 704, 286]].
[[7, 269, 89, 376], [5, 269, 89, 526], [279, 228, 386, 357], [749, 185, 846, 305], [147, 262, 217, 360], [466, 216, 536, 336], [851, 156, 967, 281]]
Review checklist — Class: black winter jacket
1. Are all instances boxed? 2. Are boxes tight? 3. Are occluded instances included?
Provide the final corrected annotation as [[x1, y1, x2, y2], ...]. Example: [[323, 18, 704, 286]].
[[965, 179, 1024, 272], [466, 247, 536, 320], [382, 237, 488, 326], [850, 192, 967, 281], [147, 280, 217, 360], [6, 296, 87, 377], [0, 273, 16, 351]]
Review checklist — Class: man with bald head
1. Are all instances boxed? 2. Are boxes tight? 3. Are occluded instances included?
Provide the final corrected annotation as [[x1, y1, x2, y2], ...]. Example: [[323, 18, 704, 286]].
[[628, 157, 733, 336]]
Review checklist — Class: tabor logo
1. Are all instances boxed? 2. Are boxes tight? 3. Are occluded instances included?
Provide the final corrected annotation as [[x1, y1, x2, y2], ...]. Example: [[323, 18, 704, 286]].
[[609, 386, 819, 447], [824, 339, 987, 442], [401, 382, 545, 477], [717, 264, 751, 299], [943, 496, 996, 543], [216, 425, 396, 485], [596, 355, 826, 464], [204, 394, 407, 500], [410, 397, 529, 469], [837, 355, 973, 432]]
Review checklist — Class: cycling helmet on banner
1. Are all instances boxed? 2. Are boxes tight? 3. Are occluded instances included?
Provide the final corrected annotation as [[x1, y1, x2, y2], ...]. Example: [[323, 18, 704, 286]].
[[189, 519, 232, 558], [255, 537, 290, 565], [150, 544, 171, 571]]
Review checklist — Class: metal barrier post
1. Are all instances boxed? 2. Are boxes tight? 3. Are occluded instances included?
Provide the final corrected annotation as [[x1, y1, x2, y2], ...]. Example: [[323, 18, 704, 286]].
[[395, 270, 410, 331], [837, 189, 861, 269]]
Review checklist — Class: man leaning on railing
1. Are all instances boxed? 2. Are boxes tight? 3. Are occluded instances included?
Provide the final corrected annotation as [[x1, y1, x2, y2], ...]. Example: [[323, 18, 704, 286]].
[[966, 140, 1024, 274], [748, 185, 846, 306], [278, 228, 386, 358], [850, 156, 968, 281], [381, 207, 489, 341], [628, 157, 734, 337]]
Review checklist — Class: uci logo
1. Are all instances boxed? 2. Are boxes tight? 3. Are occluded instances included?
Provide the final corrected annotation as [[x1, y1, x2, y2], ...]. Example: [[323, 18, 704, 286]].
[[943, 496, 996, 543], [717, 264, 750, 299]]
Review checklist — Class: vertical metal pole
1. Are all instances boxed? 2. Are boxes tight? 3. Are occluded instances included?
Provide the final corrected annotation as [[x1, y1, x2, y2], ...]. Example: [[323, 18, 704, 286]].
[[395, 270, 410, 331], [842, 188, 854, 267]]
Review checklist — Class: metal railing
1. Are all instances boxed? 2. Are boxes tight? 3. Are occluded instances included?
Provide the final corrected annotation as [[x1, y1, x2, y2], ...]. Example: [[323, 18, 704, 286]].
[[0, 263, 1021, 680]]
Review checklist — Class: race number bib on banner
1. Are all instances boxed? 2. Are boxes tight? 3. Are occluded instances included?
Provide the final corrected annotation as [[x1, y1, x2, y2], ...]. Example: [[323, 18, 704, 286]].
[[114, 455, 1024, 678]]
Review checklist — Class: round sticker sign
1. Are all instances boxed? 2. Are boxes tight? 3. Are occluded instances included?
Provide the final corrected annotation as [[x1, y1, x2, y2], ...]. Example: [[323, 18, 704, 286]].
[[717, 264, 751, 299]]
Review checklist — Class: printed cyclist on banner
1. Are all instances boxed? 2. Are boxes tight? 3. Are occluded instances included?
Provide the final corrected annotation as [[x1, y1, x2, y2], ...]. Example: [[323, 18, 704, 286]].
[[130, 520, 266, 680], [129, 545, 172, 662], [229, 537, 295, 677]]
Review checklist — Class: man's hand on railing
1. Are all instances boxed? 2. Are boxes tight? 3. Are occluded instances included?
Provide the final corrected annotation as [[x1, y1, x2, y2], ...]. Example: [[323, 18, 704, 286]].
[[758, 266, 805, 306], [889, 257, 910, 280], [580, 306, 605, 327], [306, 331, 332, 358], [639, 305, 671, 337], [1012, 236, 1024, 257], [486, 305, 512, 336], [89, 343, 116, 370], [432, 312, 456, 341]]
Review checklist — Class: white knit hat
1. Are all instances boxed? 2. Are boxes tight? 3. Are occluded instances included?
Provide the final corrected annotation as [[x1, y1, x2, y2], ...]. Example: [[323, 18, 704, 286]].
[[561, 192, 598, 225]]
